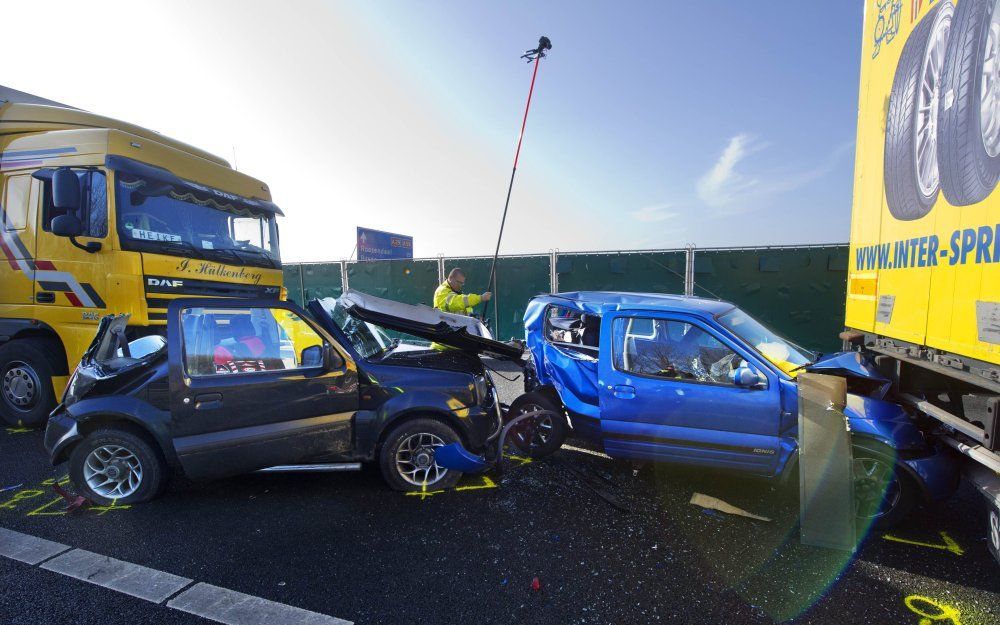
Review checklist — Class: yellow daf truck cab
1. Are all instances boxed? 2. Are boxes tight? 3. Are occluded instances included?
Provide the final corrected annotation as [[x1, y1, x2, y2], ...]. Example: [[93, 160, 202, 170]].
[[0, 99, 283, 426], [850, 0, 1000, 561]]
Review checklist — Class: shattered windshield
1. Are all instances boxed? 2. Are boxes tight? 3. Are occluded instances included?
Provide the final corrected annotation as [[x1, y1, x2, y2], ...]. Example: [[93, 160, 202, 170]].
[[716, 307, 813, 376], [115, 172, 280, 268], [320, 297, 394, 359]]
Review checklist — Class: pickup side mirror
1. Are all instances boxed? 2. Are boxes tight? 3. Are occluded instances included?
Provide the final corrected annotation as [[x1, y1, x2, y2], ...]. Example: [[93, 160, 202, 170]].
[[51, 213, 83, 237], [732, 365, 767, 389], [52, 168, 81, 210]]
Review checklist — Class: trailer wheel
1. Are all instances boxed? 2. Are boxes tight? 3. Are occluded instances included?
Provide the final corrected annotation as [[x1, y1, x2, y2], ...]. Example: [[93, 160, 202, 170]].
[[507, 391, 567, 458], [988, 500, 1000, 562], [938, 0, 1000, 206], [379, 418, 463, 492], [885, 0, 954, 220], [852, 445, 919, 530], [0, 338, 58, 428]]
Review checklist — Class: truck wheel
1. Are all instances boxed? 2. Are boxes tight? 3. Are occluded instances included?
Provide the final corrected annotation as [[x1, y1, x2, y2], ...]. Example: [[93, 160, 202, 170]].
[[68, 427, 168, 505], [938, 0, 1000, 205], [379, 418, 463, 492], [988, 500, 1000, 562], [0, 339, 58, 428], [852, 445, 919, 530], [884, 0, 954, 220], [507, 391, 567, 458]]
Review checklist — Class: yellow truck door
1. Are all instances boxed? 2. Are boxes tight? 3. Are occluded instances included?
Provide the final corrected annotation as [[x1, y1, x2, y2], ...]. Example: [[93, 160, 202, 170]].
[[0, 173, 37, 307], [32, 169, 110, 351]]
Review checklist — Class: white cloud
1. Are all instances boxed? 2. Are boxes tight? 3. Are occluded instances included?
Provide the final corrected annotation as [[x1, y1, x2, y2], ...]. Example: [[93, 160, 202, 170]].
[[630, 204, 676, 223], [696, 133, 762, 209]]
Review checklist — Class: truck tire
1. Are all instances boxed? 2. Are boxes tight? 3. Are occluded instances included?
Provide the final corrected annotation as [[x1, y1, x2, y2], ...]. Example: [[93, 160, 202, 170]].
[[379, 418, 463, 492], [852, 443, 919, 530], [885, 0, 954, 220], [988, 499, 1000, 562], [68, 426, 168, 505], [938, 0, 1000, 206], [507, 391, 567, 458], [0, 338, 59, 428]]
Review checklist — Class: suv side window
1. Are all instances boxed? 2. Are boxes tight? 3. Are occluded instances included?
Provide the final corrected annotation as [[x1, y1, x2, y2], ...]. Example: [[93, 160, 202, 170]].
[[41, 169, 108, 237], [543, 305, 600, 354], [612, 317, 739, 385], [181, 306, 337, 376]]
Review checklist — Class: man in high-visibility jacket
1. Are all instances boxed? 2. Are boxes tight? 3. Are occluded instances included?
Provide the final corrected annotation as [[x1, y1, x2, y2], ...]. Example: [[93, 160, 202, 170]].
[[434, 268, 491, 315]]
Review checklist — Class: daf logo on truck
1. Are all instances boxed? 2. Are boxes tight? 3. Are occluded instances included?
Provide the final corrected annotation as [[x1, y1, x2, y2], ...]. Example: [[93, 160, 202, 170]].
[[147, 278, 184, 289]]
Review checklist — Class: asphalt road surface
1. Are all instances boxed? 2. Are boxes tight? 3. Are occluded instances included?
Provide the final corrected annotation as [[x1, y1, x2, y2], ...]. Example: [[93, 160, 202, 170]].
[[1, 363, 998, 624]]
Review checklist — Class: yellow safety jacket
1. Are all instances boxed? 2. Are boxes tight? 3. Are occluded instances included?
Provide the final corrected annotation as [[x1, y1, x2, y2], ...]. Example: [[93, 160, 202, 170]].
[[433, 281, 482, 315]]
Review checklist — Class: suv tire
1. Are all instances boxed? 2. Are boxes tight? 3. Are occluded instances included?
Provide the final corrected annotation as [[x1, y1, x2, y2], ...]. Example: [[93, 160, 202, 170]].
[[69, 427, 168, 505], [380, 418, 463, 492]]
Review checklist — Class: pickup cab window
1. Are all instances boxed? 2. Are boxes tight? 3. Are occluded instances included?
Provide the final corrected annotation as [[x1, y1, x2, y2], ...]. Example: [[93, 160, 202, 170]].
[[544, 305, 600, 355], [612, 317, 738, 384], [181, 306, 329, 376]]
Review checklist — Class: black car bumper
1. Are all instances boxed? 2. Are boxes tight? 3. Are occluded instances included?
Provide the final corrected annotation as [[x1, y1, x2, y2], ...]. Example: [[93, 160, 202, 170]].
[[44, 408, 81, 464]]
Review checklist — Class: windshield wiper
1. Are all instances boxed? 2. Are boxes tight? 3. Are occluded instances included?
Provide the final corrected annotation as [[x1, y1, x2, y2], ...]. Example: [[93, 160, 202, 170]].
[[374, 338, 401, 361], [227, 248, 277, 269]]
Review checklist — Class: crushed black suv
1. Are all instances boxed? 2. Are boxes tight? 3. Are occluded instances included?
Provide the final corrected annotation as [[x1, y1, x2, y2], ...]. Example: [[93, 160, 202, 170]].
[[44, 290, 521, 504]]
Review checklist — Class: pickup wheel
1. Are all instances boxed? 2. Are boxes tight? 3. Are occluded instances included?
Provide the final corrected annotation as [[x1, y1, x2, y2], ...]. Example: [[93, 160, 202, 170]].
[[0, 339, 58, 428], [69, 427, 167, 505], [852, 444, 919, 530], [379, 418, 463, 492], [884, 0, 954, 220], [507, 391, 567, 458]]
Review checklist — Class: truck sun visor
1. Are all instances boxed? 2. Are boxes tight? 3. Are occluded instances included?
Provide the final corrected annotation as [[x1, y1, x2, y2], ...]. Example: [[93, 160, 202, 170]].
[[104, 155, 284, 216]]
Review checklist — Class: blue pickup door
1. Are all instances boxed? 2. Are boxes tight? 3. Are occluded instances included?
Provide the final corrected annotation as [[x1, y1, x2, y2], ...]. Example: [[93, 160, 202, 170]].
[[596, 311, 783, 474]]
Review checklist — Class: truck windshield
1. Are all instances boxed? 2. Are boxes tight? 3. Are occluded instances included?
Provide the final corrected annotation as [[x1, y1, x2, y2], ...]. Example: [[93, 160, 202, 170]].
[[717, 307, 814, 376], [115, 172, 280, 268]]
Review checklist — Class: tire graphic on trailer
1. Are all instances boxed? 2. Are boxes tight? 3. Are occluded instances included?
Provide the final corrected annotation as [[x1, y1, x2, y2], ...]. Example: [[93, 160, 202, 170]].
[[937, 0, 1000, 206], [884, 1, 954, 221]]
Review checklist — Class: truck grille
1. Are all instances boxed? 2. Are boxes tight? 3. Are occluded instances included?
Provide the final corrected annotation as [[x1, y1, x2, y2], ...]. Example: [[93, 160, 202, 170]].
[[144, 275, 281, 321]]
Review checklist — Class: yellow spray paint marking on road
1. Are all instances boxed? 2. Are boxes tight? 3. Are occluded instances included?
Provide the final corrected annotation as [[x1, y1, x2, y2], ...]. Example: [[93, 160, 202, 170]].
[[904, 595, 962, 625], [89, 499, 131, 515], [883, 531, 964, 556], [5, 427, 32, 434], [0, 489, 45, 510], [503, 453, 532, 466], [405, 475, 498, 500], [1, 475, 129, 517]]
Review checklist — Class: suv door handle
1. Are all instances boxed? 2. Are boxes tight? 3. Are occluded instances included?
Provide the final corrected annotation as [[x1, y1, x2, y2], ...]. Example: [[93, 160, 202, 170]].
[[612, 385, 636, 399], [194, 393, 223, 410]]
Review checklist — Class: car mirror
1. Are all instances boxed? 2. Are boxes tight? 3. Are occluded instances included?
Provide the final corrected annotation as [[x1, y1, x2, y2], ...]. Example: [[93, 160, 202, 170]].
[[52, 168, 81, 211], [301, 344, 324, 368], [732, 365, 767, 389], [51, 213, 84, 237]]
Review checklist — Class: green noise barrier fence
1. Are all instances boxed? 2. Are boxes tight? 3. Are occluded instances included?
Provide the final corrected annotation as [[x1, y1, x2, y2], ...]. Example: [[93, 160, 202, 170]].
[[284, 244, 848, 353]]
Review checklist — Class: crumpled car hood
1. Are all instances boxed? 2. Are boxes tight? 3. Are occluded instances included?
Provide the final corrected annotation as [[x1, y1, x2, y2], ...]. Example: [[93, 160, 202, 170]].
[[803, 351, 891, 399], [327, 290, 523, 360]]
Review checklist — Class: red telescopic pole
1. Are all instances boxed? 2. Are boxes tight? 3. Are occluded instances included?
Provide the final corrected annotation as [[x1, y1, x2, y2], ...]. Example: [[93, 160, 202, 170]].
[[487, 36, 551, 336]]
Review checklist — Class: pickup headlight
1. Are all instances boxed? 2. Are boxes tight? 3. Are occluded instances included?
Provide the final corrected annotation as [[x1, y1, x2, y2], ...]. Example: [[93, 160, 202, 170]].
[[62, 367, 97, 408]]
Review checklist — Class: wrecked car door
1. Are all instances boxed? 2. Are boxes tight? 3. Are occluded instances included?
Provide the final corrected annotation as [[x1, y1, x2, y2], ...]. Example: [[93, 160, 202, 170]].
[[597, 311, 782, 473], [166, 299, 359, 479]]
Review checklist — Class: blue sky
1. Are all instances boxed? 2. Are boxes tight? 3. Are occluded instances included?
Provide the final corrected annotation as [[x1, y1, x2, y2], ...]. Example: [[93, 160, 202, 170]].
[[4, 1, 865, 260]]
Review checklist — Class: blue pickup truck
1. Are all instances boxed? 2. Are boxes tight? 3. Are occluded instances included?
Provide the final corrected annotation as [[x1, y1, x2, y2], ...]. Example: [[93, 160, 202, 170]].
[[507, 291, 959, 528]]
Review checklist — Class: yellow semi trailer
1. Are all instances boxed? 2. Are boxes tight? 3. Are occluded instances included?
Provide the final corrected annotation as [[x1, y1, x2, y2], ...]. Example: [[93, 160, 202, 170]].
[[0, 94, 284, 427], [850, 0, 1000, 559]]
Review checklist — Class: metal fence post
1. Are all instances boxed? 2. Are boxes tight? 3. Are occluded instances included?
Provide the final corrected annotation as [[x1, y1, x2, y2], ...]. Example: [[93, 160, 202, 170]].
[[298, 263, 305, 302], [437, 255, 445, 284], [550, 249, 558, 293], [341, 261, 350, 294], [684, 244, 695, 296]]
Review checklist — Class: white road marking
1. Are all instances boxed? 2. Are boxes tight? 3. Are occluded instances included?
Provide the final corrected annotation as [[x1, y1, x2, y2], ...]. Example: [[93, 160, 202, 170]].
[[0, 527, 71, 564], [41, 548, 193, 603], [561, 444, 612, 459], [168, 582, 353, 625], [1, 527, 354, 624]]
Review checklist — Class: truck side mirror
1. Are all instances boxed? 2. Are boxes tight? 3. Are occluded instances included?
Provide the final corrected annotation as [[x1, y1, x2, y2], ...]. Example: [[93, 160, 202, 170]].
[[733, 365, 767, 389], [52, 168, 81, 211], [51, 214, 83, 237]]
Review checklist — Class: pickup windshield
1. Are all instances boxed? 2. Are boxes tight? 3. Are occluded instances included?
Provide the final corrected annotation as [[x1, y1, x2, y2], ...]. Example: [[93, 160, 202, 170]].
[[115, 172, 280, 268], [717, 307, 814, 376]]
